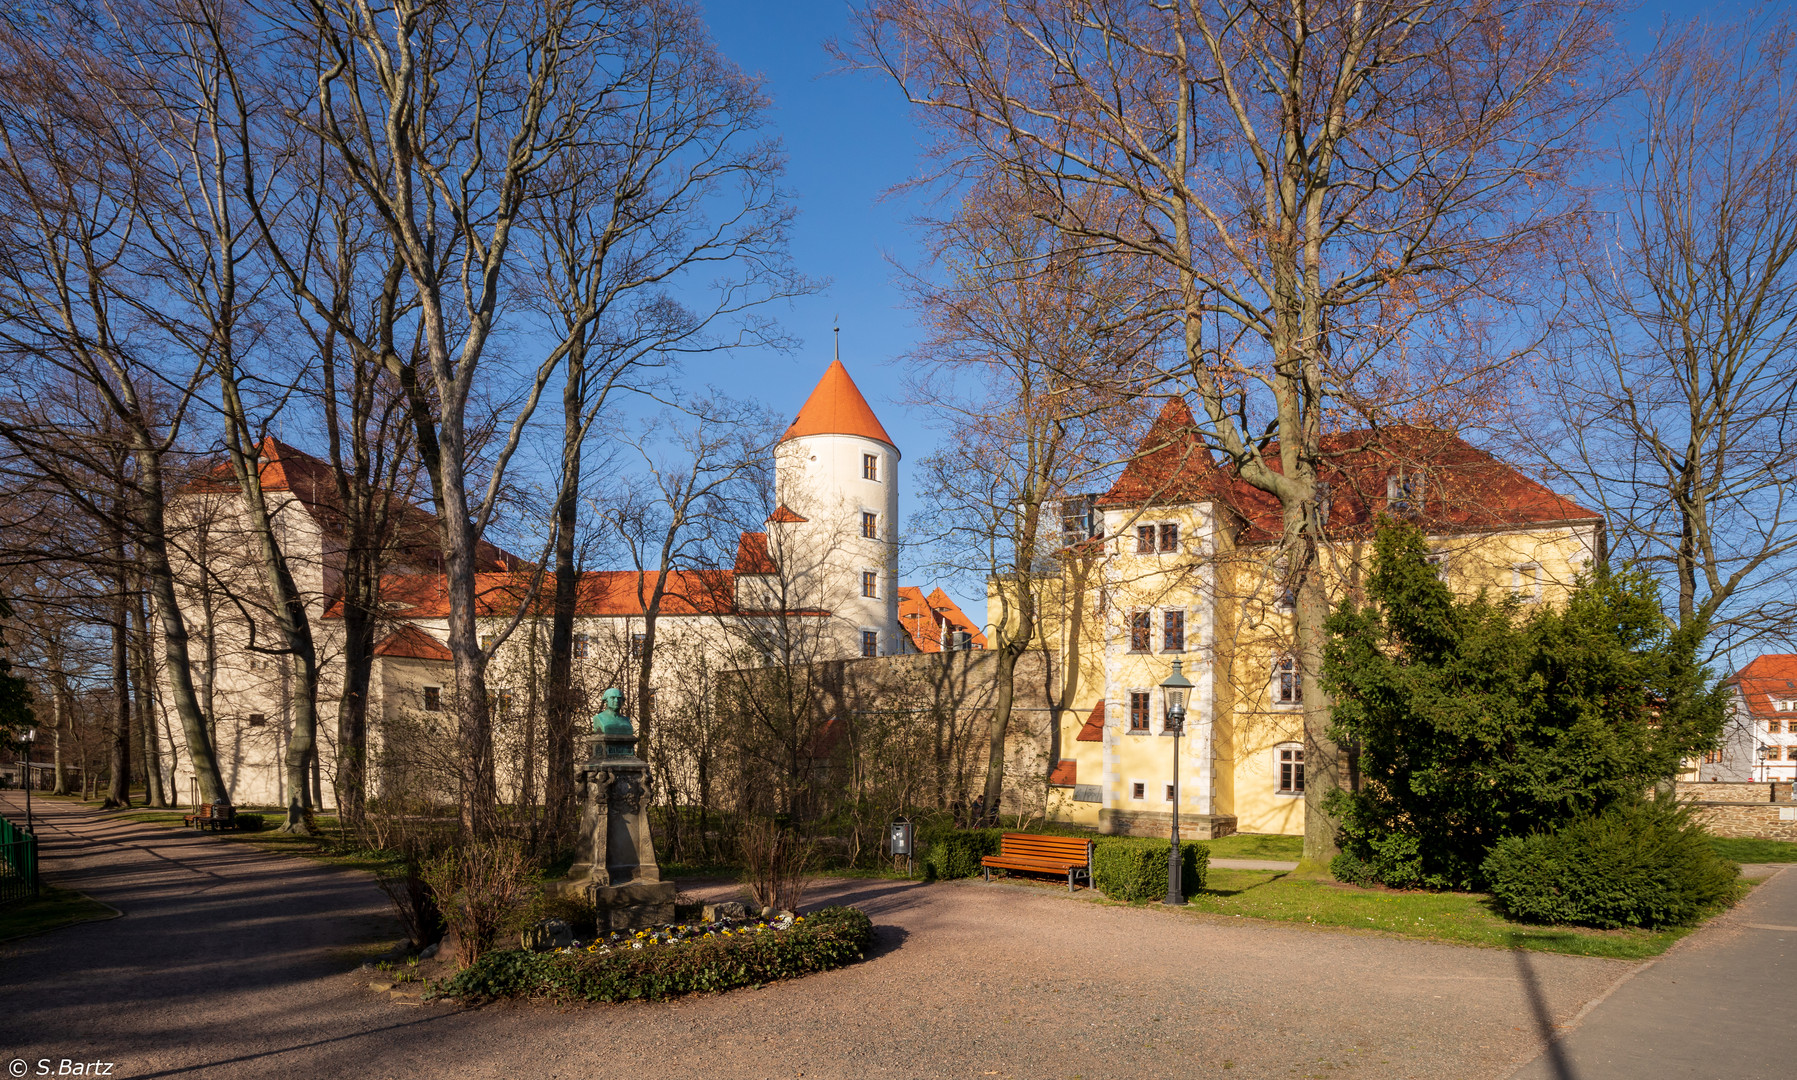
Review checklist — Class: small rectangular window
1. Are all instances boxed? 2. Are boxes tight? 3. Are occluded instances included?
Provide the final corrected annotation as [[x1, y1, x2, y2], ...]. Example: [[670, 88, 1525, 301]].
[[1275, 654, 1302, 704], [630, 633, 646, 660], [1426, 552, 1448, 580], [571, 634, 589, 660], [861, 630, 878, 657], [1773, 720, 1785, 735], [1165, 784, 1176, 803], [1702, 749, 1722, 765], [863, 453, 879, 481], [1129, 610, 1151, 652], [862, 571, 878, 598], [422, 687, 440, 713], [1278, 745, 1305, 793], [1159, 522, 1179, 552], [1129, 691, 1151, 732], [1163, 610, 1185, 652], [1131, 781, 1146, 800], [862, 511, 878, 539], [1787, 746, 1797, 761], [1512, 563, 1541, 601], [1136, 525, 1156, 554], [247, 712, 266, 727]]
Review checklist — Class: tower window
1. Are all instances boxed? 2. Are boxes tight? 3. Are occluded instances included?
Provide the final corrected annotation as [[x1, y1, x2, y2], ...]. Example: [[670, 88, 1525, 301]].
[[1129, 610, 1151, 652], [1129, 691, 1151, 732], [861, 630, 878, 657], [422, 687, 440, 712], [1275, 653, 1302, 704], [862, 571, 878, 598], [862, 511, 878, 539], [1163, 610, 1185, 652], [863, 454, 879, 481]]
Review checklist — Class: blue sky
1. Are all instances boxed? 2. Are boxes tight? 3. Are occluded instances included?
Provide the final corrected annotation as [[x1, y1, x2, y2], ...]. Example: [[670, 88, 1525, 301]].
[[684, 0, 1744, 624]]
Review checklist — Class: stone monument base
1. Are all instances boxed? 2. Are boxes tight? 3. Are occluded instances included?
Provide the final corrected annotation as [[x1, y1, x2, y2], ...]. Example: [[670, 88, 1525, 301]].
[[546, 876, 678, 931]]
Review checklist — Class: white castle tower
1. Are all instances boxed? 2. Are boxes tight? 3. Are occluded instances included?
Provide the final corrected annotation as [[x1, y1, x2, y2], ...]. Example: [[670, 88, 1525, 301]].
[[766, 357, 902, 657]]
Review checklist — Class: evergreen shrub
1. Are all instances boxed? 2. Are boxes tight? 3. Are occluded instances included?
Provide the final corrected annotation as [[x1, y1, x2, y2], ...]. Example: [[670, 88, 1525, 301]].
[[1481, 800, 1738, 929], [233, 813, 265, 832], [1093, 838, 1208, 902], [436, 906, 874, 1003]]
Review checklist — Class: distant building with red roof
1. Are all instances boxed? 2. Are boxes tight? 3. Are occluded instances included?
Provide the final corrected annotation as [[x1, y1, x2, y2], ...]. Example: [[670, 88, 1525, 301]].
[[1699, 655, 1797, 782]]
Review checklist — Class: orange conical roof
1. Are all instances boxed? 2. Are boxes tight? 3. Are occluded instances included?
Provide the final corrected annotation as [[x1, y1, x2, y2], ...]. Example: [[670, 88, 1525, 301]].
[[779, 359, 897, 451]]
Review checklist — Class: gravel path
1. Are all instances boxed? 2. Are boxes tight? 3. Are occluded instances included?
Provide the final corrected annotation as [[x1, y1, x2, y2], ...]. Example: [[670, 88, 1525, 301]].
[[1, 795, 1632, 1080]]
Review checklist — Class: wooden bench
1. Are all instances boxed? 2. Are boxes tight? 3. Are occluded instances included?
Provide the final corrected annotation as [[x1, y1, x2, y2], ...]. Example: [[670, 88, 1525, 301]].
[[183, 802, 236, 832], [981, 833, 1094, 891]]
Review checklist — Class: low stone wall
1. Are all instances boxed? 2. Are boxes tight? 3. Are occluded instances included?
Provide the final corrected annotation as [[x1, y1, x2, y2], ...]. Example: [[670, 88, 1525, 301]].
[[1099, 808, 1237, 840], [1676, 780, 1797, 841]]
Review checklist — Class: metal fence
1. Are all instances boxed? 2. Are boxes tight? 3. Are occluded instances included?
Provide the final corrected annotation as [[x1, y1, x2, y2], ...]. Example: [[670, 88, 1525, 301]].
[[0, 813, 37, 905]]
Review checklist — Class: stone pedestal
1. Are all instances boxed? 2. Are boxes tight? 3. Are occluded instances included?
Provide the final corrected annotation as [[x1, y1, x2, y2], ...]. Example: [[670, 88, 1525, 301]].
[[551, 731, 676, 930]]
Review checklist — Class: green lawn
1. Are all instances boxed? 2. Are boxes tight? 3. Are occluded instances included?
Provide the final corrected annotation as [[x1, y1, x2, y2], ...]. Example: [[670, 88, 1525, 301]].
[[1710, 837, 1797, 863], [1175, 867, 1711, 960], [0, 884, 116, 942], [38, 796, 396, 874], [1203, 833, 1304, 861]]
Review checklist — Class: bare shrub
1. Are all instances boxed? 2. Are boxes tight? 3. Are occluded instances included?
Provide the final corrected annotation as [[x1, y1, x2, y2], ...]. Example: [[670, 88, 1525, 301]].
[[421, 840, 542, 968], [739, 816, 814, 912]]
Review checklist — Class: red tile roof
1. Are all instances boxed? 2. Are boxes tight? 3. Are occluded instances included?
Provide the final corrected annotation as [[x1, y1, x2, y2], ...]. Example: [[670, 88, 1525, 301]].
[[333, 569, 739, 619], [1726, 655, 1797, 718], [1048, 759, 1077, 786], [897, 586, 989, 652], [779, 359, 896, 450], [766, 505, 808, 524], [372, 624, 453, 662], [734, 532, 777, 574], [1101, 405, 1601, 540], [186, 437, 527, 572], [1076, 702, 1104, 741]]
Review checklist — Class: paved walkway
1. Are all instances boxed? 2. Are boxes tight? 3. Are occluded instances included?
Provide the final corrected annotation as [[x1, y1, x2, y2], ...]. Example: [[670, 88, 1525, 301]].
[[1507, 863, 1795, 1080], [0, 794, 1768, 1080]]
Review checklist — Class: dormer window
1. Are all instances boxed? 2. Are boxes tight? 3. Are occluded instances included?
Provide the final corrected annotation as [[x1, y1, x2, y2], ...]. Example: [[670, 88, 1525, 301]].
[[1387, 472, 1423, 515]]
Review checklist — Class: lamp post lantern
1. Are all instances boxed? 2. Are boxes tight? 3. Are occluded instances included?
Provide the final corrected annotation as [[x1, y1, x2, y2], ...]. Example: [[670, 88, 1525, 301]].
[[1160, 660, 1193, 906]]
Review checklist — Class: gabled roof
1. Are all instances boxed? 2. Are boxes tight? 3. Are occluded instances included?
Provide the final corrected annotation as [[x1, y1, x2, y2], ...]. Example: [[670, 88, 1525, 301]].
[[186, 437, 527, 572], [1048, 760, 1077, 786], [372, 624, 453, 662], [1725, 655, 1797, 719], [896, 585, 989, 653], [1101, 405, 1602, 541], [766, 505, 808, 524], [734, 532, 777, 575], [779, 359, 897, 451]]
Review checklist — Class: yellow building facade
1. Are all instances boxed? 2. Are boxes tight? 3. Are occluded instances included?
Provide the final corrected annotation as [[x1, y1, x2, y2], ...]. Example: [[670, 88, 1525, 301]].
[[1023, 404, 1605, 839]]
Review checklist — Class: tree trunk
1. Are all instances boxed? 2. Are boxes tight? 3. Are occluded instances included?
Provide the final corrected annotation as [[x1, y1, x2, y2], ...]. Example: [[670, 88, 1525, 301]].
[[133, 589, 167, 808], [335, 590, 373, 833], [104, 558, 131, 809], [979, 641, 1023, 825], [49, 678, 68, 796], [544, 374, 584, 845]]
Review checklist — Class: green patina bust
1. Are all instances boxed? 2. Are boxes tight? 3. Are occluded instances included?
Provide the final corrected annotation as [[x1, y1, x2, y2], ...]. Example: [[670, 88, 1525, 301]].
[[592, 687, 633, 737]]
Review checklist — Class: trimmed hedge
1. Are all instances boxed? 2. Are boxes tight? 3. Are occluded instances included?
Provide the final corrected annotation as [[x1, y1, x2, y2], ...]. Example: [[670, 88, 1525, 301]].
[[923, 828, 1210, 901], [1093, 838, 1208, 902], [1481, 800, 1738, 929], [922, 828, 1002, 880], [435, 906, 874, 1003]]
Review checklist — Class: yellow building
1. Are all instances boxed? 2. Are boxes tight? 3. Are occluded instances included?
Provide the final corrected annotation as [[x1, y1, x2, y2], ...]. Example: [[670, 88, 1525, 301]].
[[1026, 401, 1605, 839]]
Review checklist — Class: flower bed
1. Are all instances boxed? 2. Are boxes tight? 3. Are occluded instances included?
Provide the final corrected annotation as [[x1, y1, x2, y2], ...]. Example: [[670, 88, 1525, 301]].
[[433, 906, 874, 1004]]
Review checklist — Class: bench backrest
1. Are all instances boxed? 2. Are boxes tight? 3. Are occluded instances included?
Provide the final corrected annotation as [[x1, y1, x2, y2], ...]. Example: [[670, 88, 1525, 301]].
[[999, 832, 1092, 866]]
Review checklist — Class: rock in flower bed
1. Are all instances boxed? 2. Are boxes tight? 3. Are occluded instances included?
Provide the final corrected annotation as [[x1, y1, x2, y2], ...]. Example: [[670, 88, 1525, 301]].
[[432, 906, 874, 1004]]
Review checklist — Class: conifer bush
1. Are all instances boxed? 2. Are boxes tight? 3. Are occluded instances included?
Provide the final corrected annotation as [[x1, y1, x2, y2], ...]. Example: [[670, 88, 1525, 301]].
[[1481, 800, 1738, 929], [921, 828, 1001, 880]]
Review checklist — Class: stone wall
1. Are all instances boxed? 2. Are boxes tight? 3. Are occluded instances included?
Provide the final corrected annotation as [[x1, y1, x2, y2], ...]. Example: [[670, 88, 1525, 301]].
[[1098, 807, 1237, 840], [1675, 780, 1797, 841]]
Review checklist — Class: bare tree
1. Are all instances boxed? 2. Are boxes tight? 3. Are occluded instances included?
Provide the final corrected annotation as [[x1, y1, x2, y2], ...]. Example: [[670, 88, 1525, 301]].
[[1541, 13, 1797, 662], [904, 181, 1151, 819], [853, 0, 1616, 860]]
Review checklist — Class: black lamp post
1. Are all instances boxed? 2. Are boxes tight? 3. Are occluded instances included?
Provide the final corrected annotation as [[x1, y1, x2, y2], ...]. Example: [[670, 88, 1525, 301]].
[[19, 726, 34, 835], [1160, 659, 1193, 906]]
